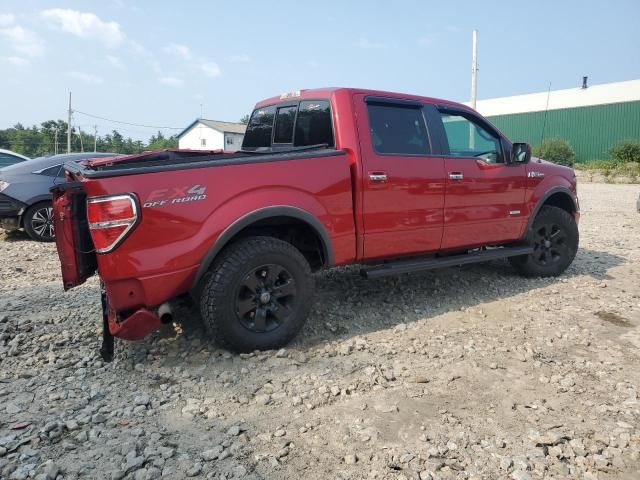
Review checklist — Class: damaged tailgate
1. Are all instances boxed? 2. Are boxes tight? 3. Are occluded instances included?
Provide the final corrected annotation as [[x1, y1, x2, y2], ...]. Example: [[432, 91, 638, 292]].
[[50, 181, 97, 289]]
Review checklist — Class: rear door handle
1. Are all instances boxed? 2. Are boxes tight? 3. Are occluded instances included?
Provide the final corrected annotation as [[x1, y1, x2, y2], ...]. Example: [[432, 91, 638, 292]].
[[369, 172, 388, 182], [449, 172, 464, 180]]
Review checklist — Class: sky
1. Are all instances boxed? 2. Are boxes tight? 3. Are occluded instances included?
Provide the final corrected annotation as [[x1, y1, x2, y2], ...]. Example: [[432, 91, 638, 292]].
[[1, 0, 639, 141]]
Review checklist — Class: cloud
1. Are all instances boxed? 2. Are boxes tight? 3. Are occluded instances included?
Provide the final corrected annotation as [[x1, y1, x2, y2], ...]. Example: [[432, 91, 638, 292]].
[[163, 43, 192, 60], [199, 61, 221, 78], [129, 40, 148, 56], [357, 37, 387, 50], [0, 25, 44, 57], [158, 76, 183, 87], [163, 43, 221, 79], [228, 54, 251, 63], [0, 13, 16, 27], [68, 71, 104, 84], [106, 55, 125, 69], [41, 8, 125, 48], [1, 56, 29, 66]]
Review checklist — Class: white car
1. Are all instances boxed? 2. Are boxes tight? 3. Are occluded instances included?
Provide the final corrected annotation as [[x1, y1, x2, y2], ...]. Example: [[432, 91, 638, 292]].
[[0, 149, 30, 169]]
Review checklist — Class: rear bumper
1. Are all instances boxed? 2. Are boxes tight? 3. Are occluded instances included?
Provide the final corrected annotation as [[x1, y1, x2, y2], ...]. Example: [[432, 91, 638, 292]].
[[102, 265, 198, 312], [106, 304, 162, 341], [101, 264, 198, 340]]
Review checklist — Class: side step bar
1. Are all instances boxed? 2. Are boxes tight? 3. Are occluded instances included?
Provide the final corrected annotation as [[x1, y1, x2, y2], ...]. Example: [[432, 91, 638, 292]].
[[360, 245, 533, 279]]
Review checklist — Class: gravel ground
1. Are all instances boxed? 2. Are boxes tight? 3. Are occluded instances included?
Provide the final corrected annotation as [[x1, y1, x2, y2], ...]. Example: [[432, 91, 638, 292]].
[[1, 182, 639, 480]]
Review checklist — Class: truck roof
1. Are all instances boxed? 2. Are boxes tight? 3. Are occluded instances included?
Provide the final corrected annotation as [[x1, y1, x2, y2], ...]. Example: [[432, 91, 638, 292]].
[[254, 87, 471, 111]]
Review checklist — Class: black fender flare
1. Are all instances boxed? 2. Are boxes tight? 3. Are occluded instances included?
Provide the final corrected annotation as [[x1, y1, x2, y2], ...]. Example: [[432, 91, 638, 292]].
[[524, 186, 577, 235], [192, 205, 335, 288]]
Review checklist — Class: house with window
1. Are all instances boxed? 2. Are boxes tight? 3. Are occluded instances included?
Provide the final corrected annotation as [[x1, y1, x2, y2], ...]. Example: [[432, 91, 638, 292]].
[[177, 119, 246, 151]]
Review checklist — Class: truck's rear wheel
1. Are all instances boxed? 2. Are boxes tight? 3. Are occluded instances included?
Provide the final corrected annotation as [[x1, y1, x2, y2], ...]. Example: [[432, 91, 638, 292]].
[[200, 236, 314, 352], [509, 205, 578, 277]]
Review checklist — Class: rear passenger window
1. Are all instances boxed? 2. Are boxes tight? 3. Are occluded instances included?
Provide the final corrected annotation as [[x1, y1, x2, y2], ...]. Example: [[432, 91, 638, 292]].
[[39, 164, 62, 177], [294, 101, 334, 147], [242, 105, 276, 148], [273, 106, 297, 144], [367, 104, 430, 155]]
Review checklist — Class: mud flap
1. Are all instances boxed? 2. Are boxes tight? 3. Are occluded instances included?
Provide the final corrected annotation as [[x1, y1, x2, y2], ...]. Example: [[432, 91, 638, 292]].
[[100, 290, 114, 362]]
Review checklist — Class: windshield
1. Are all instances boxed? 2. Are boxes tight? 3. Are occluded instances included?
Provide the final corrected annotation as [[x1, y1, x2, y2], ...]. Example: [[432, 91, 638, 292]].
[[242, 100, 334, 150]]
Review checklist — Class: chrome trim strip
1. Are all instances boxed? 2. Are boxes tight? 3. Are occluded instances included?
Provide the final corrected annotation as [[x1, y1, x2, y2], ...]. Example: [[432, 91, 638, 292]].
[[89, 217, 137, 229]]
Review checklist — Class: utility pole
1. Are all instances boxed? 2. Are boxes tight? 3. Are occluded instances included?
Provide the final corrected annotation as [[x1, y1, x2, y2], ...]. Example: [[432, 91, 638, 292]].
[[67, 91, 72, 153], [94, 125, 98, 152], [470, 30, 478, 111], [469, 30, 478, 149], [53, 127, 58, 155], [78, 126, 84, 152]]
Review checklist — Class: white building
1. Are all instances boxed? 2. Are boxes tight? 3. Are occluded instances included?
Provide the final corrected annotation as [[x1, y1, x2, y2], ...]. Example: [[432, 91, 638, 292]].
[[177, 119, 247, 151]]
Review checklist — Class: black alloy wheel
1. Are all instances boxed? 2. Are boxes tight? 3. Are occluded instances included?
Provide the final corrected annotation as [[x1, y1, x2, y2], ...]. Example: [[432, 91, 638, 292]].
[[509, 205, 578, 277], [200, 236, 314, 352], [530, 222, 569, 266], [235, 264, 298, 333]]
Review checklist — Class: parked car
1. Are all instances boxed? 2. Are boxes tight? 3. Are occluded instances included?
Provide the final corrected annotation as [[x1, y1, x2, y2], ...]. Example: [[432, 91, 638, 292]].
[[0, 152, 119, 241], [0, 148, 30, 168], [52, 88, 579, 359]]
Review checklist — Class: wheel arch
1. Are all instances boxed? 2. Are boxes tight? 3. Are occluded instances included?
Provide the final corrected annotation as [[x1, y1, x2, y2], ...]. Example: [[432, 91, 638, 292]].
[[524, 187, 577, 235], [20, 196, 53, 226], [192, 206, 335, 289]]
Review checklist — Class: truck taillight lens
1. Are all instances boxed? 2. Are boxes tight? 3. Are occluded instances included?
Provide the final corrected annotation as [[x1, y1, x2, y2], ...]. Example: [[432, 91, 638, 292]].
[[87, 194, 138, 253]]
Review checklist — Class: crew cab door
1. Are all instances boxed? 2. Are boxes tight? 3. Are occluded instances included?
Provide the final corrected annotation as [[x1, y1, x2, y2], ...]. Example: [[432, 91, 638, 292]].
[[429, 106, 527, 250], [354, 95, 445, 260]]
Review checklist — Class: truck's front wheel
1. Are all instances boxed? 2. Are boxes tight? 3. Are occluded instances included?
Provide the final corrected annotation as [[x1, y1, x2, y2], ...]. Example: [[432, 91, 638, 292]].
[[200, 236, 314, 352], [509, 205, 578, 277]]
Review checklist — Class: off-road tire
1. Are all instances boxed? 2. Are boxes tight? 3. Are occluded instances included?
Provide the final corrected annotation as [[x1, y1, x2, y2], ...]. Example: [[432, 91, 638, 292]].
[[23, 201, 55, 242], [200, 236, 314, 352], [509, 205, 578, 277]]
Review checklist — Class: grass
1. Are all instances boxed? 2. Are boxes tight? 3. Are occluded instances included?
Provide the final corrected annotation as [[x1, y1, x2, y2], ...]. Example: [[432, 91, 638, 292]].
[[574, 161, 640, 183]]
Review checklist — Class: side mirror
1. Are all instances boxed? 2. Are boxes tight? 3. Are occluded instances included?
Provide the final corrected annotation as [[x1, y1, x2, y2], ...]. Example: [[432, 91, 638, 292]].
[[511, 143, 532, 164]]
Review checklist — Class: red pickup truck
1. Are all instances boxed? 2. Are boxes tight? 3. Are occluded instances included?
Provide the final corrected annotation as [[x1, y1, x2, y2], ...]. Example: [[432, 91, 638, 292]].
[[51, 88, 579, 359]]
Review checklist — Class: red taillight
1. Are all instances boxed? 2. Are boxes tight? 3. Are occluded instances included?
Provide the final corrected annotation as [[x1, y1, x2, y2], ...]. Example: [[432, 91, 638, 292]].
[[87, 194, 138, 253]]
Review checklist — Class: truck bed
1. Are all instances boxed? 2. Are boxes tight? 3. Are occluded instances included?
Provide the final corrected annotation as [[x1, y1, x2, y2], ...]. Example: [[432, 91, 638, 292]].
[[67, 147, 345, 178]]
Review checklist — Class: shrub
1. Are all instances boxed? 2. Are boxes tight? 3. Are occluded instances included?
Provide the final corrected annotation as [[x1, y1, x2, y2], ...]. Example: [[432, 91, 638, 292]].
[[581, 159, 614, 171], [533, 138, 576, 166], [609, 140, 640, 164]]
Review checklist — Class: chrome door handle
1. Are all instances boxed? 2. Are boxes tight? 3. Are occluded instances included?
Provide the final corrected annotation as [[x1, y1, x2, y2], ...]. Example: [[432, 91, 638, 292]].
[[449, 172, 464, 180], [369, 173, 388, 182]]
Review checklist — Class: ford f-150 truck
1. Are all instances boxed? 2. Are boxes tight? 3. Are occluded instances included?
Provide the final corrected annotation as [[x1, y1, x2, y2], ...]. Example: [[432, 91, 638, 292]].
[[51, 88, 579, 360]]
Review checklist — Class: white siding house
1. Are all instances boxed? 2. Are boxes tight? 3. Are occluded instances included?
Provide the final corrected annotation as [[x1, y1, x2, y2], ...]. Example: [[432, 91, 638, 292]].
[[177, 119, 246, 151]]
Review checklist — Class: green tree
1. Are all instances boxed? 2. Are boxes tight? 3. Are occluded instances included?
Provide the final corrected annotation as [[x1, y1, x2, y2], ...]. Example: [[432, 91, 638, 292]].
[[239, 114, 250, 125], [533, 138, 576, 167], [147, 131, 178, 150], [0, 121, 177, 156]]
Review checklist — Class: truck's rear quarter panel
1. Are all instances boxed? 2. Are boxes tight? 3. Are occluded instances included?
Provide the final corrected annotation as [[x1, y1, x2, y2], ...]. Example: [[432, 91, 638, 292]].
[[83, 152, 355, 311]]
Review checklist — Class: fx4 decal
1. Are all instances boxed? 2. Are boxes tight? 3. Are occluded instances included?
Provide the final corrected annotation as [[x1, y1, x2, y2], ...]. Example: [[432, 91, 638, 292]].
[[143, 185, 207, 208]]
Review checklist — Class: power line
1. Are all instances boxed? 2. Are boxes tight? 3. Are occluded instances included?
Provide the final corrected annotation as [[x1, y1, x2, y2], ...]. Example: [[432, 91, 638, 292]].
[[74, 109, 184, 130]]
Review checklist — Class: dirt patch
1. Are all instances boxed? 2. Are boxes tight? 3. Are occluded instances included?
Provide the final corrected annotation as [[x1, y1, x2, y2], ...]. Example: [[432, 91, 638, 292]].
[[596, 310, 633, 327]]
